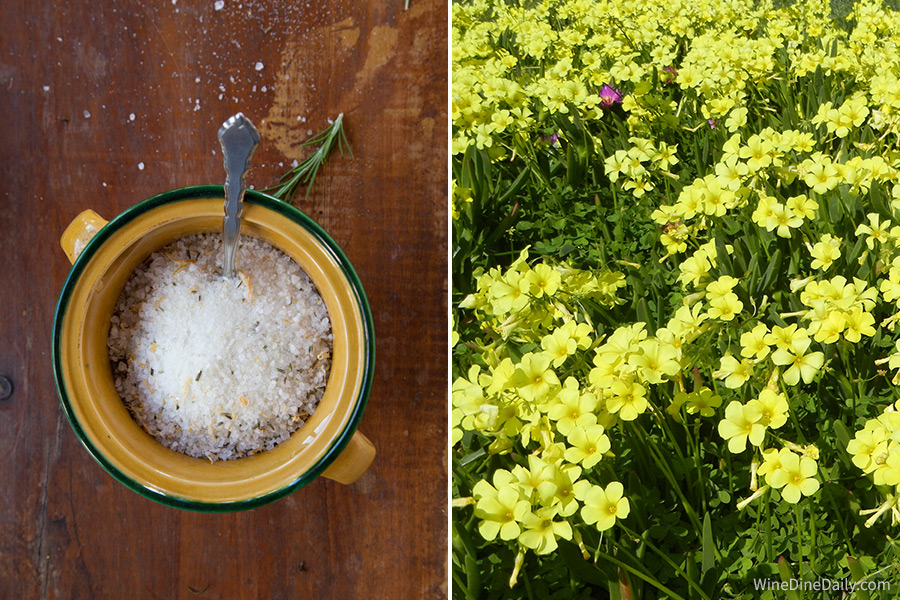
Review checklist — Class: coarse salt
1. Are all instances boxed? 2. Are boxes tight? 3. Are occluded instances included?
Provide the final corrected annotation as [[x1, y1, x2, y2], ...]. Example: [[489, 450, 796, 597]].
[[107, 234, 333, 461]]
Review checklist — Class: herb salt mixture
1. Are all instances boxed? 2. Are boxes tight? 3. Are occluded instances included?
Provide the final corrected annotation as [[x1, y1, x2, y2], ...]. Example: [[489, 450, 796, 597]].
[[107, 233, 332, 461]]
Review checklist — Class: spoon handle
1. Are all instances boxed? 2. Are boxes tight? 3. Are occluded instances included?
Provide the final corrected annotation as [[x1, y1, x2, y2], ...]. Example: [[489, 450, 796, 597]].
[[218, 113, 260, 278]]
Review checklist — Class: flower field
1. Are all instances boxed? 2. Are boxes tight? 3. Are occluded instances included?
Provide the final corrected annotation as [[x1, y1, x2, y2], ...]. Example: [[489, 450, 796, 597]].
[[451, 0, 900, 596]]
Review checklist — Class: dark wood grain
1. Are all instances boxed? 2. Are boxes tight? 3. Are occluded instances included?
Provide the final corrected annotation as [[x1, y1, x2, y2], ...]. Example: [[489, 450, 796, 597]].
[[0, 1, 447, 598]]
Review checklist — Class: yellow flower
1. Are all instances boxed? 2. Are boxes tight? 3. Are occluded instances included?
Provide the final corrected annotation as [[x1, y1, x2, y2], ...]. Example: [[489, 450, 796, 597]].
[[714, 355, 754, 388], [627, 339, 681, 384], [880, 265, 900, 304], [564, 424, 611, 469], [546, 379, 598, 435], [606, 377, 649, 421], [765, 202, 802, 238], [842, 307, 876, 343], [473, 472, 531, 541], [718, 400, 766, 453], [809, 234, 841, 271], [741, 323, 771, 360], [765, 449, 820, 503], [837, 95, 869, 131], [855, 213, 891, 250], [847, 426, 887, 472], [653, 143, 679, 169], [541, 327, 578, 367], [604, 150, 629, 183], [678, 252, 713, 288], [518, 507, 573, 555], [724, 106, 748, 133], [872, 449, 900, 487], [771, 339, 825, 386], [511, 352, 560, 402], [699, 176, 734, 217], [757, 447, 783, 479], [785, 195, 817, 220], [705, 275, 739, 300], [802, 157, 840, 194], [748, 389, 789, 429], [765, 324, 809, 353], [738, 134, 774, 172], [526, 263, 561, 298], [683, 387, 723, 417], [812, 310, 845, 344], [489, 271, 530, 315], [707, 293, 743, 321], [577, 481, 630, 532]]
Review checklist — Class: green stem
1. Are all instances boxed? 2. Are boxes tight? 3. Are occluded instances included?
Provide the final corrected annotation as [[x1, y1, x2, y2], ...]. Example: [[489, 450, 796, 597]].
[[523, 571, 535, 600], [824, 483, 856, 556], [725, 449, 735, 494], [808, 501, 818, 572], [594, 549, 691, 600], [781, 378, 808, 445], [647, 397, 687, 462], [765, 488, 774, 563], [694, 419, 707, 514], [620, 525, 713, 600], [630, 421, 705, 539], [451, 571, 476, 600]]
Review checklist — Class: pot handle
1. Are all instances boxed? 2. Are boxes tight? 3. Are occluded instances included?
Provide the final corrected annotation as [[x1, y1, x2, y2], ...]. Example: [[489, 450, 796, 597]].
[[321, 430, 376, 484], [61, 210, 109, 265]]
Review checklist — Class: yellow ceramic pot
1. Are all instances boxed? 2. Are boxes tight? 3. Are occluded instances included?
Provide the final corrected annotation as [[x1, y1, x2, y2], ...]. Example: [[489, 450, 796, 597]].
[[52, 186, 375, 511]]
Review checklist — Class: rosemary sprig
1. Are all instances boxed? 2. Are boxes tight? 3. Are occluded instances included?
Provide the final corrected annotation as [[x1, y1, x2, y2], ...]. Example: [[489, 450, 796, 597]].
[[263, 113, 352, 203]]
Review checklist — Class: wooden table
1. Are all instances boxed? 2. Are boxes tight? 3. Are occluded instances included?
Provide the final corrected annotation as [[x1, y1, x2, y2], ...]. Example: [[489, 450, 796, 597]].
[[0, 1, 447, 597]]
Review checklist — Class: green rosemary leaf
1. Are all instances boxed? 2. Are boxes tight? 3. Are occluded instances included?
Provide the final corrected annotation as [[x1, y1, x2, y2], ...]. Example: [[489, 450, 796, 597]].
[[262, 113, 352, 203]]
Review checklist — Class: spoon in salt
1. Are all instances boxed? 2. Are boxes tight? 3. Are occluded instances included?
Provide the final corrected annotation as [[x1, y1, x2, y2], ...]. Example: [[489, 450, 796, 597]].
[[218, 113, 260, 279]]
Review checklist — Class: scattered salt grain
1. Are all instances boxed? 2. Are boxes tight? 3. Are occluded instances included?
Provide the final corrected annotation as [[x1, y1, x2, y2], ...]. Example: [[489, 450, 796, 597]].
[[214, 0, 224, 10], [129, 113, 136, 121], [138, 162, 145, 170], [107, 234, 332, 461], [83, 110, 91, 118], [255, 61, 264, 71]]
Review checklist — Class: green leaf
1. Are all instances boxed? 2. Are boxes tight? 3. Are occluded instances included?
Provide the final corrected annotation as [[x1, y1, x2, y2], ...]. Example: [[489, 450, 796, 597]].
[[756, 249, 782, 295], [558, 540, 609, 587], [776, 556, 802, 600], [465, 553, 481, 599], [715, 234, 733, 277], [832, 420, 853, 464], [846, 556, 872, 600], [701, 512, 715, 576], [497, 167, 531, 205], [262, 113, 352, 202], [460, 448, 486, 466]]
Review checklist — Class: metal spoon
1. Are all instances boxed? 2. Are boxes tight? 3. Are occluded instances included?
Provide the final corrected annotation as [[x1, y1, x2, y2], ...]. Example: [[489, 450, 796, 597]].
[[218, 113, 260, 279]]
